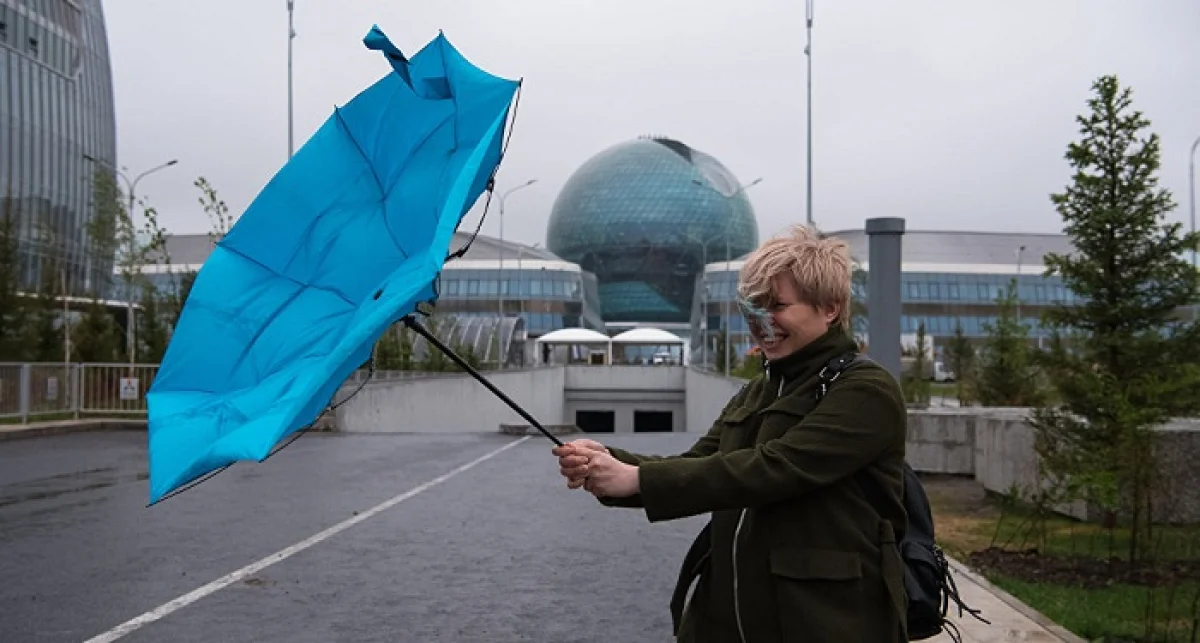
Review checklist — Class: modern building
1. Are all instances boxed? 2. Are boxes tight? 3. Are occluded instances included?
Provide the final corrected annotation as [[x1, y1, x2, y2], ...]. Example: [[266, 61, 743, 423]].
[[546, 135, 759, 333], [1, 0, 118, 298], [691, 229, 1082, 366], [132, 230, 605, 368]]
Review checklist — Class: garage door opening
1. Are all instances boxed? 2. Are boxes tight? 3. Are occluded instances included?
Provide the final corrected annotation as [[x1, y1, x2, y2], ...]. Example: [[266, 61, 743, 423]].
[[634, 411, 673, 433], [575, 410, 615, 433]]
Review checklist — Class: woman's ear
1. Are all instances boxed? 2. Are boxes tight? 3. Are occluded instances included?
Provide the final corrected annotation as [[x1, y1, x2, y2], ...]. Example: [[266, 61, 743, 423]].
[[823, 304, 841, 325]]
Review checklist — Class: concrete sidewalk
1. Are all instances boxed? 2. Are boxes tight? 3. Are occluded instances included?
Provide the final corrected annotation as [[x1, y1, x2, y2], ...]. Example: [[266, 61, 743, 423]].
[[933, 557, 1086, 643]]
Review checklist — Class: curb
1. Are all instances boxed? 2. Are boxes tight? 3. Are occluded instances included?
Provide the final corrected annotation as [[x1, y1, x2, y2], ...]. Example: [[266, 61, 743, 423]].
[[0, 420, 147, 442], [498, 424, 580, 437], [945, 555, 1090, 643]]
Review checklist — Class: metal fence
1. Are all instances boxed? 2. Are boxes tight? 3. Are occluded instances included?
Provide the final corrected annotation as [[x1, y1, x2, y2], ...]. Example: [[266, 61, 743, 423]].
[[0, 363, 160, 423]]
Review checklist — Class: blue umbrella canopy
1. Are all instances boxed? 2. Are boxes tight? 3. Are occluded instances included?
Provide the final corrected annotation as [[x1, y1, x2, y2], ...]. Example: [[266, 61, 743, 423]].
[[145, 25, 521, 504]]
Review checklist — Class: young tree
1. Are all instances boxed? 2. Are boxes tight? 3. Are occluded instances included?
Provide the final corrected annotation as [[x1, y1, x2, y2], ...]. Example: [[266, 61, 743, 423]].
[[19, 220, 67, 362], [74, 169, 125, 361], [942, 323, 977, 405], [0, 200, 29, 360], [1031, 75, 1200, 563], [976, 280, 1042, 406], [901, 323, 931, 405], [848, 261, 868, 342]]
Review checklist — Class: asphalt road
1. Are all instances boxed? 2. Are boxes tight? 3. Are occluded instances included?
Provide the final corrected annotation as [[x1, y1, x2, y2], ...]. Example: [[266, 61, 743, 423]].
[[1, 431, 708, 643]]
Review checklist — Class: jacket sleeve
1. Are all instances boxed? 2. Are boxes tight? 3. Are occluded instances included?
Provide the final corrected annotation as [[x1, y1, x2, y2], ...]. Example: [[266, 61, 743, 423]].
[[595, 387, 747, 508], [597, 421, 724, 508], [633, 376, 905, 522]]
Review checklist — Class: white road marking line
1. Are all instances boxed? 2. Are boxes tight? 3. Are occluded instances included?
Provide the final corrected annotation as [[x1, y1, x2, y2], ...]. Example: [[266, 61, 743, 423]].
[[83, 436, 531, 643]]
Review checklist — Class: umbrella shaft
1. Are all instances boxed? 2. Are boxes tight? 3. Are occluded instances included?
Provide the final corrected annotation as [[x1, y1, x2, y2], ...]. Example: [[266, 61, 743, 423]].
[[402, 316, 564, 446]]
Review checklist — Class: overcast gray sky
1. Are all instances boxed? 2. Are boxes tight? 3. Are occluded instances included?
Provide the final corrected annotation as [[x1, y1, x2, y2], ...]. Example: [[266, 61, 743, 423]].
[[102, 0, 1200, 249]]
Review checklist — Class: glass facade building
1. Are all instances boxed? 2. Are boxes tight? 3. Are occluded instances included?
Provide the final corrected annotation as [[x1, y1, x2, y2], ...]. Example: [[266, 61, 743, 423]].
[[692, 229, 1086, 366], [1, 0, 118, 297], [136, 232, 605, 367], [546, 136, 758, 324]]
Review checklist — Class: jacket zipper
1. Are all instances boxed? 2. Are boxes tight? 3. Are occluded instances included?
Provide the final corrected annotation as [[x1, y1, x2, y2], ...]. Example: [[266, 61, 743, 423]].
[[732, 508, 748, 643], [732, 371, 784, 643]]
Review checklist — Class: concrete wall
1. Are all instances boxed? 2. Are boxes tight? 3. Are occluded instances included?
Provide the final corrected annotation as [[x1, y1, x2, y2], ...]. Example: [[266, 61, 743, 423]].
[[563, 366, 686, 433], [685, 367, 745, 432], [333, 367, 566, 433], [910, 408, 1200, 524], [564, 365, 685, 393]]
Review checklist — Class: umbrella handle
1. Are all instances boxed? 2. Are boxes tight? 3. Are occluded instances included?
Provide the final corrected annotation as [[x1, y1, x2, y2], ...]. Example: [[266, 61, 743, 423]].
[[401, 316, 564, 447]]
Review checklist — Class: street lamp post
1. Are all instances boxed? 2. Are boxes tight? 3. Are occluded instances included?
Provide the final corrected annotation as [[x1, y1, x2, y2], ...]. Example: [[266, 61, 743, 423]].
[[83, 155, 179, 370], [497, 179, 537, 368], [691, 177, 762, 376], [1190, 135, 1199, 272], [287, 0, 296, 158], [1015, 245, 1025, 322], [805, 0, 814, 226]]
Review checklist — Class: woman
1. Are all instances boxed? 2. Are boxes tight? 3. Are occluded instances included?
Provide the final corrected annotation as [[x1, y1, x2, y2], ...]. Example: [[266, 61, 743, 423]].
[[553, 225, 909, 643]]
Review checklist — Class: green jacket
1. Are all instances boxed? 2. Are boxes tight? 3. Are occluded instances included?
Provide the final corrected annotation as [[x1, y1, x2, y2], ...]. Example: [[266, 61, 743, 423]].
[[604, 327, 909, 643]]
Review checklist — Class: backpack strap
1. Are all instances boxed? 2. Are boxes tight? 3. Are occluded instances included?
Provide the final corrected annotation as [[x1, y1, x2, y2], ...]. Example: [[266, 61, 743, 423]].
[[815, 351, 868, 401]]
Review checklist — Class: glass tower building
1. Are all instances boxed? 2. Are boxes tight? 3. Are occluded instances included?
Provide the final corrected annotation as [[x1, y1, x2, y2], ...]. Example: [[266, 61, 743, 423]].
[[546, 136, 759, 326], [1, 0, 118, 297]]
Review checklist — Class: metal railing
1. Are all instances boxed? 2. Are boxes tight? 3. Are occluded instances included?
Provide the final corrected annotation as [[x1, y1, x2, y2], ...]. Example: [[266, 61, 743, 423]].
[[0, 363, 160, 423]]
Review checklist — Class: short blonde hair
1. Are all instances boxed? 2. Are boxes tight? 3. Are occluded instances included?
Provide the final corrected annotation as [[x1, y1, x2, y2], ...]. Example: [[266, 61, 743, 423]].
[[737, 225, 852, 331]]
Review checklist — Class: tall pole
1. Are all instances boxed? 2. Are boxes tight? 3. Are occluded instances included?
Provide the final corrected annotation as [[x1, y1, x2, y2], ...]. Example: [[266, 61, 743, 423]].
[[124, 160, 179, 370], [83, 154, 178, 371], [1189, 136, 1198, 320], [805, 0, 814, 226], [724, 234, 732, 376], [691, 177, 762, 376], [496, 179, 537, 368], [287, 0, 296, 158], [1190, 135, 1198, 271], [866, 218, 905, 379]]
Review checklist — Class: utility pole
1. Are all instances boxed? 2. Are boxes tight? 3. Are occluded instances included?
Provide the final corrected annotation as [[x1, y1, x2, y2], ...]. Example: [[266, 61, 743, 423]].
[[287, 0, 296, 158], [805, 0, 814, 226]]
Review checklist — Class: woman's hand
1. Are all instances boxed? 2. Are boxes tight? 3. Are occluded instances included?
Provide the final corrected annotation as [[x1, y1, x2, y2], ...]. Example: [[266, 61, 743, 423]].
[[581, 448, 640, 498], [551, 439, 639, 497], [552, 439, 608, 489]]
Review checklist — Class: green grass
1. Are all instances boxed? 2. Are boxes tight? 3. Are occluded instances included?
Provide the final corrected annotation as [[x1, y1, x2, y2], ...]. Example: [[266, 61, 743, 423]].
[[924, 475, 1200, 642], [990, 575, 1200, 643]]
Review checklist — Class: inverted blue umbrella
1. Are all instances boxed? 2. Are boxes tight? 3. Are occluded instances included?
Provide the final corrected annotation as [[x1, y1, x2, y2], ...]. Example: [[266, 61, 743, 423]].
[[146, 25, 559, 506]]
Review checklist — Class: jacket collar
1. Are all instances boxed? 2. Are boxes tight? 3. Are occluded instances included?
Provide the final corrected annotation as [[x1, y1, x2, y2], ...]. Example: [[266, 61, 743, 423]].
[[764, 326, 858, 388]]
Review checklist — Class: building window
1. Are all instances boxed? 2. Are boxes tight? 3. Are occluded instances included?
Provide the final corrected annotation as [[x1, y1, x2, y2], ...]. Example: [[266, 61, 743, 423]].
[[29, 36, 38, 56]]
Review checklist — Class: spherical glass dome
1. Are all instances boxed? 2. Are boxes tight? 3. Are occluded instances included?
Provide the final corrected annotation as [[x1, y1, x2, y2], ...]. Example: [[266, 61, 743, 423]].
[[545, 136, 759, 324]]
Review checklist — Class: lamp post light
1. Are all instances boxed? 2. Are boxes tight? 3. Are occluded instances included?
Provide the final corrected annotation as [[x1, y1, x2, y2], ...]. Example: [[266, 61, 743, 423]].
[[1189, 135, 1198, 320], [1189, 135, 1198, 271], [497, 179, 537, 368], [83, 154, 179, 370], [691, 177, 763, 376], [804, 0, 815, 226], [287, 0, 296, 158]]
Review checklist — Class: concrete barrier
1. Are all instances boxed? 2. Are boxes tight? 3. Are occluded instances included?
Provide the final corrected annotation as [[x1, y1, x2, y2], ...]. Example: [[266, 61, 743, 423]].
[[909, 407, 1200, 524], [333, 366, 566, 433]]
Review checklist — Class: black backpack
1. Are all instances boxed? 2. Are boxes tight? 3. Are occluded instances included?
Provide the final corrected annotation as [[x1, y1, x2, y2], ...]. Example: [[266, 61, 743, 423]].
[[817, 352, 988, 642]]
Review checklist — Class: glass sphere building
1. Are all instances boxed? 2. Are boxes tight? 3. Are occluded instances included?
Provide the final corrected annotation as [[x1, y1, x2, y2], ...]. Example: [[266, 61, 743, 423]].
[[546, 136, 758, 325]]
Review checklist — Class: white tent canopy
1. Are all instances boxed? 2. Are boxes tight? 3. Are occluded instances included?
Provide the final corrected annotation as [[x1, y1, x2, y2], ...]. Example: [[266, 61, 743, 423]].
[[535, 327, 612, 364], [610, 328, 684, 344], [535, 328, 611, 344]]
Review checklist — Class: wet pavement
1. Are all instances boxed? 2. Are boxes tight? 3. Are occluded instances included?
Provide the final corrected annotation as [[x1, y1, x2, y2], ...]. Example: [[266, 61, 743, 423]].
[[1, 431, 1077, 643], [1, 431, 708, 643]]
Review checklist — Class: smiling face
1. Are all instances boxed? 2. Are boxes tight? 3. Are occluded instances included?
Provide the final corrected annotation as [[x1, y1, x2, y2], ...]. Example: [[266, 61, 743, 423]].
[[736, 225, 852, 362], [744, 274, 840, 361]]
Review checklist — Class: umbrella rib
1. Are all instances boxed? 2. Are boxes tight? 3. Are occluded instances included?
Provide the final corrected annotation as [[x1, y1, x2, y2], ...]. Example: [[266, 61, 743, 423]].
[[380, 110, 457, 256], [332, 105, 413, 263], [217, 242, 358, 308]]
